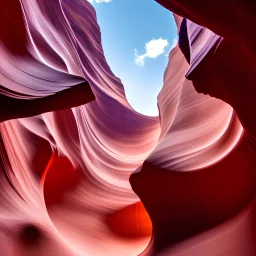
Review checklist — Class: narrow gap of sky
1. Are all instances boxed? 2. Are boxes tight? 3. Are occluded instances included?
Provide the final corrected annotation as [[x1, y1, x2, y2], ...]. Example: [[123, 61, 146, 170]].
[[89, 0, 177, 116]]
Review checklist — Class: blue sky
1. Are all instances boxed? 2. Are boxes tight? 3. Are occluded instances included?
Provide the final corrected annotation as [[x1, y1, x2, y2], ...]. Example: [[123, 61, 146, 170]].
[[88, 0, 177, 116]]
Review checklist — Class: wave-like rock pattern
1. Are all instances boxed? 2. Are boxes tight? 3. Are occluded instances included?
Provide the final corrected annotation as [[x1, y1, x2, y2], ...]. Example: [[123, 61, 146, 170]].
[[0, 0, 159, 255], [0, 0, 256, 255], [133, 1, 256, 255]]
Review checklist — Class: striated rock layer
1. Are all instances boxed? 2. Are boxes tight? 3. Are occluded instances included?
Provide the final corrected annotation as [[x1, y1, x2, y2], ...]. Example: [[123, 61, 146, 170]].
[[131, 1, 256, 255], [0, 0, 256, 255], [0, 0, 159, 255]]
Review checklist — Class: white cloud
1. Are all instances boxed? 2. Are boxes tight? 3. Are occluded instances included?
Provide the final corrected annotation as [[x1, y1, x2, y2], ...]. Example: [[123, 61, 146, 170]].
[[87, 0, 111, 3], [134, 38, 169, 67], [165, 38, 178, 56]]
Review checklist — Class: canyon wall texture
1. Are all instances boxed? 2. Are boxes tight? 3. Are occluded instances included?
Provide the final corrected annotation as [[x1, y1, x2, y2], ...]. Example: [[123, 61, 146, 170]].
[[1, 0, 256, 255]]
